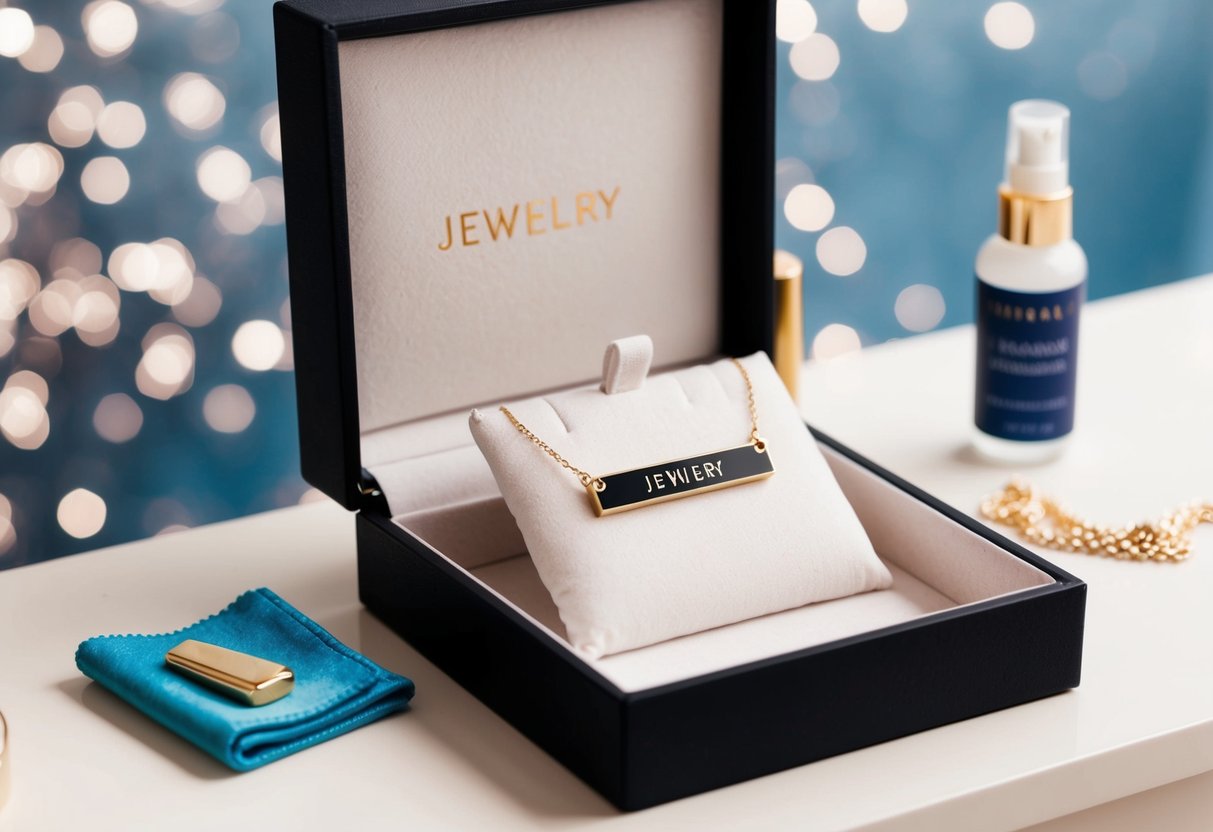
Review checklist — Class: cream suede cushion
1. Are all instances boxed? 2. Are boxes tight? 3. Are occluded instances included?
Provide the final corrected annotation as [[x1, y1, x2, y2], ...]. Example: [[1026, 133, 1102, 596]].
[[469, 349, 891, 658]]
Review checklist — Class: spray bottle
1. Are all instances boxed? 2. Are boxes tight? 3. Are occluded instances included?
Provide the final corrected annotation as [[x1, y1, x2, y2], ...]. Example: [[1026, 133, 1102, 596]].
[[974, 100, 1087, 463]]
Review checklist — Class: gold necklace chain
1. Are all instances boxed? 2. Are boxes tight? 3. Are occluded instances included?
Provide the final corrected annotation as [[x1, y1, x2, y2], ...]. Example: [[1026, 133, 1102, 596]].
[[982, 480, 1213, 563], [500, 358, 763, 491]]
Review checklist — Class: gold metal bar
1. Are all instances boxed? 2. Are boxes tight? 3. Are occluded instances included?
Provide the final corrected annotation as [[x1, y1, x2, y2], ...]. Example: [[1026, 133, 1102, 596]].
[[166, 640, 294, 707], [773, 249, 804, 402]]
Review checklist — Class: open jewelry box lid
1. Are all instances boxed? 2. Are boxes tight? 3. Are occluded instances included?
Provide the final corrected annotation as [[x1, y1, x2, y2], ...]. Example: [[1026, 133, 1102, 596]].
[[274, 0, 774, 510]]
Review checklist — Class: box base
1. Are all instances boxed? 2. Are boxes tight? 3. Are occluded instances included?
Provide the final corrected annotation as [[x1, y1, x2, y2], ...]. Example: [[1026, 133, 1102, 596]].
[[356, 430, 1085, 809]]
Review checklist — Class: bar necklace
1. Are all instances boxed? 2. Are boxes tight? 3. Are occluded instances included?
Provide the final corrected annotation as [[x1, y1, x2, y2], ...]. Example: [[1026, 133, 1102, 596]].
[[500, 358, 775, 517]]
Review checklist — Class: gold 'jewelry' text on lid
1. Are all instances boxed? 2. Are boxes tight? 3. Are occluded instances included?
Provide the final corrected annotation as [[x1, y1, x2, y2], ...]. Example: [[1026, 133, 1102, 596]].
[[165, 640, 295, 707]]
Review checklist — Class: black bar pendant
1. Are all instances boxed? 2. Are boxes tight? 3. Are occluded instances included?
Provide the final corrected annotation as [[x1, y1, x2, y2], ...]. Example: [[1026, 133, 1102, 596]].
[[587, 443, 774, 517]]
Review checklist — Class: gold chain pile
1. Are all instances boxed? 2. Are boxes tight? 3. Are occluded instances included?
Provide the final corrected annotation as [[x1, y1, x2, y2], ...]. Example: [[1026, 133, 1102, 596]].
[[982, 480, 1213, 563]]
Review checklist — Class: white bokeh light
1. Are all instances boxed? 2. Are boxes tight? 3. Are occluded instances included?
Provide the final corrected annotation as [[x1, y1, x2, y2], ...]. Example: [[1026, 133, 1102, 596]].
[[108, 242, 158, 291], [28, 282, 74, 337], [203, 384, 256, 433], [0, 492, 14, 555], [0, 380, 50, 450], [894, 284, 947, 332], [136, 324, 195, 399], [0, 8, 35, 58], [7, 370, 48, 405], [789, 32, 840, 81], [48, 101, 95, 148], [93, 392, 143, 443], [18, 25, 64, 72], [783, 183, 835, 232], [259, 107, 282, 162], [984, 2, 1035, 50], [775, 0, 817, 43], [81, 156, 131, 204], [97, 101, 147, 148], [232, 319, 285, 371], [0, 259, 41, 320], [196, 146, 250, 203], [142, 341, 192, 385], [0, 178, 25, 209], [0, 321, 15, 360], [0, 206, 14, 246], [857, 0, 908, 33], [48, 87, 103, 148], [107, 238, 197, 303], [1, 143, 64, 194], [812, 323, 862, 360], [165, 72, 226, 132], [61, 85, 105, 120], [71, 275, 121, 340], [147, 238, 196, 304], [816, 226, 867, 276], [57, 488, 107, 539], [83, 0, 139, 58]]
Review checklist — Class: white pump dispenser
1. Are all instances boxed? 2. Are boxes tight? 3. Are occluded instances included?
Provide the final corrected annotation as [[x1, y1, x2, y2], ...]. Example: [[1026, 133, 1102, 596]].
[[1005, 99, 1069, 195]]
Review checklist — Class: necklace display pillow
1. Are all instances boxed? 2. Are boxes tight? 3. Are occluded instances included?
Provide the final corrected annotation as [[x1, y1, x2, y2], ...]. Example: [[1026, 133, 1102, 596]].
[[470, 336, 892, 658]]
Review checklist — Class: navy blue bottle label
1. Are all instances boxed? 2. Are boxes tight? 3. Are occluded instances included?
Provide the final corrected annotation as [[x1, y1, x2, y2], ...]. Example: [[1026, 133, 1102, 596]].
[[975, 278, 1085, 442]]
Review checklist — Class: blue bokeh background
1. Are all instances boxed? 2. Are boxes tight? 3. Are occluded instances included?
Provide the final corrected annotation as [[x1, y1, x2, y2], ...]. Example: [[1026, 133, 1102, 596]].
[[777, 0, 1213, 348], [1, 0, 1210, 567]]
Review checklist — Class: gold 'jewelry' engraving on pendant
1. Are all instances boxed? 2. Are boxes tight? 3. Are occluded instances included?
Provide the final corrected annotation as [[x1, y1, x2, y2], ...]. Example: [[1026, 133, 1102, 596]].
[[587, 442, 774, 517]]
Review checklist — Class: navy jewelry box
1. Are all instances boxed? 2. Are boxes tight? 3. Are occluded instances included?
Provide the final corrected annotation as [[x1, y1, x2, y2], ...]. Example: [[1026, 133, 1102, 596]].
[[273, 0, 1085, 810]]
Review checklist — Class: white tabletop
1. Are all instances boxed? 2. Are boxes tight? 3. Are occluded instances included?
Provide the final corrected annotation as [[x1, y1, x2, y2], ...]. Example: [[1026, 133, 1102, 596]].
[[1, 277, 1211, 832]]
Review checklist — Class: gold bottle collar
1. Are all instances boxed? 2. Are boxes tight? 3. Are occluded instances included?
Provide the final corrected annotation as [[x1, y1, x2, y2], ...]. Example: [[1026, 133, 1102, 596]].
[[772, 250, 804, 402], [998, 185, 1072, 247]]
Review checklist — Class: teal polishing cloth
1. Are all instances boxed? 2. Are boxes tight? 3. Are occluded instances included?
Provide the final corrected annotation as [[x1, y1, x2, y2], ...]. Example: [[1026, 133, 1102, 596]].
[[75, 587, 414, 771]]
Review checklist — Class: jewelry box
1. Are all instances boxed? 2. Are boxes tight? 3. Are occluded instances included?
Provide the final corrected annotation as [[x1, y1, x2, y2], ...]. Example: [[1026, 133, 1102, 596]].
[[273, 0, 1086, 810]]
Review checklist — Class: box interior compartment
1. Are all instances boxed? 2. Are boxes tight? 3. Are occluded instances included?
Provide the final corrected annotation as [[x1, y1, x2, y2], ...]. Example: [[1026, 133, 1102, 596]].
[[329, 0, 1056, 695], [362, 414, 1055, 693]]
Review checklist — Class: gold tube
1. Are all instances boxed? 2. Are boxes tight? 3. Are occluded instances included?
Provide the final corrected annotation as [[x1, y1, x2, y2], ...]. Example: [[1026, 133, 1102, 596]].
[[772, 249, 804, 402], [998, 186, 1072, 246]]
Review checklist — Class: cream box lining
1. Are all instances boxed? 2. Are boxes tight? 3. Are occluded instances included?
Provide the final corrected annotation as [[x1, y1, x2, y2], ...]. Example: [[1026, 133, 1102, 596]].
[[363, 416, 1054, 694], [338, 0, 725, 431]]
